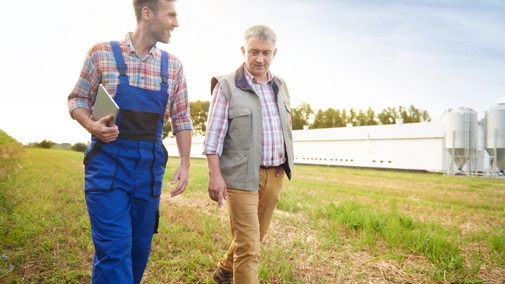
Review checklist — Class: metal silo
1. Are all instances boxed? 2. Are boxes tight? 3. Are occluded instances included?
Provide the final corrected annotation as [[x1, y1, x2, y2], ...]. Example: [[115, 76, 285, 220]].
[[445, 108, 478, 174], [485, 103, 505, 176]]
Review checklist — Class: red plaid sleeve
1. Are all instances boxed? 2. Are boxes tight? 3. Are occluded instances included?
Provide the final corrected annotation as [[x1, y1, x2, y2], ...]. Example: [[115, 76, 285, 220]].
[[67, 45, 102, 119], [166, 59, 193, 134], [203, 82, 229, 155]]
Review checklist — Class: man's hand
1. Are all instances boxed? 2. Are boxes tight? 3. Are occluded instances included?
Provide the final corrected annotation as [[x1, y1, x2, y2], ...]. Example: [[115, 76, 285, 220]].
[[276, 166, 285, 177], [206, 154, 227, 208], [73, 109, 119, 143], [171, 129, 192, 198], [89, 115, 119, 143], [208, 171, 227, 208], [170, 164, 189, 197]]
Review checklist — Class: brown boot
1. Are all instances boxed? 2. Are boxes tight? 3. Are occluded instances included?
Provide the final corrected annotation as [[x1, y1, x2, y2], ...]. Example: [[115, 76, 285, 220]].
[[213, 268, 233, 284]]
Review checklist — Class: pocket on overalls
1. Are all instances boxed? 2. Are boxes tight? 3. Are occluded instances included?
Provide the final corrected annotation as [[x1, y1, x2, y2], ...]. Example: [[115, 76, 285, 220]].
[[83, 139, 105, 166], [161, 143, 169, 168], [118, 109, 159, 142], [151, 143, 166, 197], [153, 208, 160, 234], [84, 140, 122, 191]]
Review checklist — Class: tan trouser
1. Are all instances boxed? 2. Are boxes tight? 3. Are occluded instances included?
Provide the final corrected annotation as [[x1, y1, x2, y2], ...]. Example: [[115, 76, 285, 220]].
[[218, 167, 284, 284]]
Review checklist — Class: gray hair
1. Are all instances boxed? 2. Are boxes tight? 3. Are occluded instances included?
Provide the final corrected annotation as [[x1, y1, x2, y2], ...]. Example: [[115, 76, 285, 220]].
[[243, 25, 277, 47]]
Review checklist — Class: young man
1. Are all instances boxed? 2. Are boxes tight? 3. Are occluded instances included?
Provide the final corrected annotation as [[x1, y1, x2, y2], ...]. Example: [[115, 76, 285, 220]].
[[204, 25, 294, 284], [67, 0, 192, 283]]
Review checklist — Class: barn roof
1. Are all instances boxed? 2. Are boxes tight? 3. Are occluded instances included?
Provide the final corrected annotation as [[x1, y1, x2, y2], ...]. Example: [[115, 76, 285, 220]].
[[293, 122, 445, 141]]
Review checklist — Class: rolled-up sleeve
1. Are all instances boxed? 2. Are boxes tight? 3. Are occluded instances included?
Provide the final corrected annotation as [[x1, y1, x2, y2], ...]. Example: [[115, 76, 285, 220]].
[[167, 65, 193, 134], [67, 48, 101, 119], [203, 82, 229, 156]]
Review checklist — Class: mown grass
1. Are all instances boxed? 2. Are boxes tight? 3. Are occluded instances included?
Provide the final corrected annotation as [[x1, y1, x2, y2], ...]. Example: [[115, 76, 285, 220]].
[[0, 147, 504, 283]]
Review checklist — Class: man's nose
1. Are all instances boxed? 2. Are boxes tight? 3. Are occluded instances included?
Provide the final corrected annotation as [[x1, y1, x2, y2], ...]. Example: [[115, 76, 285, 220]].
[[256, 54, 264, 63], [172, 17, 179, 28]]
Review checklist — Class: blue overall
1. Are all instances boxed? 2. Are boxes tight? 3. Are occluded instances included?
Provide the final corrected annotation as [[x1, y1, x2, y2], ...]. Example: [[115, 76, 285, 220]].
[[83, 41, 170, 284]]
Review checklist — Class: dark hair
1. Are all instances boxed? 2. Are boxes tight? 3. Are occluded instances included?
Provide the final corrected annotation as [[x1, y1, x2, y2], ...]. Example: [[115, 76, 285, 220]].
[[133, 0, 176, 23]]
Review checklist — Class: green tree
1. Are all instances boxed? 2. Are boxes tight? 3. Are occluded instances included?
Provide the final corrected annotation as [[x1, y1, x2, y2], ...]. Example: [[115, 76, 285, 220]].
[[311, 109, 325, 129], [378, 105, 431, 124], [322, 108, 337, 128], [189, 100, 211, 136], [72, 142, 88, 152], [378, 107, 399, 125], [291, 103, 314, 130], [398, 105, 431, 123], [364, 107, 378, 125], [355, 109, 367, 126], [338, 109, 347, 127], [161, 100, 211, 139], [33, 139, 55, 149], [162, 123, 172, 139], [348, 108, 357, 126]]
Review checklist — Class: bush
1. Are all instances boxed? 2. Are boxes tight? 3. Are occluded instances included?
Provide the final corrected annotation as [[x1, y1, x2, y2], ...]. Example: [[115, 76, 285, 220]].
[[72, 142, 88, 152], [0, 129, 24, 181], [29, 140, 55, 149]]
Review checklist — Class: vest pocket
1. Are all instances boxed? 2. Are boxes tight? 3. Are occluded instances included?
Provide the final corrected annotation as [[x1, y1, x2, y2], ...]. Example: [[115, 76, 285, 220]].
[[229, 108, 252, 136], [220, 149, 249, 184]]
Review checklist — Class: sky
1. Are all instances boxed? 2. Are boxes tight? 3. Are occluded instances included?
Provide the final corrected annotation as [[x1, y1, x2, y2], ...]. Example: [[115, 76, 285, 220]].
[[0, 0, 504, 144]]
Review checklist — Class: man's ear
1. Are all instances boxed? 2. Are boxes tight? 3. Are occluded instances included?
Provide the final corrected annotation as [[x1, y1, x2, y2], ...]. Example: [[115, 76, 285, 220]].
[[273, 48, 278, 59], [241, 46, 246, 58], [142, 6, 152, 22]]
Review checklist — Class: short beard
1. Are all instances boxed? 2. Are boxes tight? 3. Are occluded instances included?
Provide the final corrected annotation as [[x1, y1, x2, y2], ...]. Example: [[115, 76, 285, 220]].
[[147, 22, 169, 44]]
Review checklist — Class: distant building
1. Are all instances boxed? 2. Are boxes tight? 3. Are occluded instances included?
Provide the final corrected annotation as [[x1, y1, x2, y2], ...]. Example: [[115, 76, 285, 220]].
[[163, 115, 492, 174]]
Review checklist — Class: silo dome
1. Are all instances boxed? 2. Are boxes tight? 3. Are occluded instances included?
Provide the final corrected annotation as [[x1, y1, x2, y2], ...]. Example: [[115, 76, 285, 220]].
[[485, 103, 505, 172], [445, 107, 478, 170]]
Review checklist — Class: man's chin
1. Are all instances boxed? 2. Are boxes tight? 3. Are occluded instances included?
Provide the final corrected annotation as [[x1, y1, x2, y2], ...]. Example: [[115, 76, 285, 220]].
[[157, 36, 170, 44]]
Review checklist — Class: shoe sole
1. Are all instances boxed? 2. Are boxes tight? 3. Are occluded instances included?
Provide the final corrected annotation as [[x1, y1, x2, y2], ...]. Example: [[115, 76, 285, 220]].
[[213, 272, 222, 284]]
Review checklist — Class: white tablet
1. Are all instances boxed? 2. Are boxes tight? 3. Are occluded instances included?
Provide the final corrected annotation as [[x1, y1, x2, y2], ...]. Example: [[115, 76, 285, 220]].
[[92, 84, 119, 127]]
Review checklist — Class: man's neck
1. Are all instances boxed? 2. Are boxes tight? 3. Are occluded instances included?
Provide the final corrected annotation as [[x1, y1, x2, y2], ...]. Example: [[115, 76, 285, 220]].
[[245, 66, 269, 84], [254, 74, 268, 84], [131, 27, 156, 60]]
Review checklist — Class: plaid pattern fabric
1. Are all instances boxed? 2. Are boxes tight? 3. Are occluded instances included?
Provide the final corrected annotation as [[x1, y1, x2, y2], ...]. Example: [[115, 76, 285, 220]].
[[67, 33, 192, 134], [204, 66, 286, 167]]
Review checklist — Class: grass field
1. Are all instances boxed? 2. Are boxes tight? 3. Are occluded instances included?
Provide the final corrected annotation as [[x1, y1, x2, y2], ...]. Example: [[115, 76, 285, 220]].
[[0, 147, 504, 283]]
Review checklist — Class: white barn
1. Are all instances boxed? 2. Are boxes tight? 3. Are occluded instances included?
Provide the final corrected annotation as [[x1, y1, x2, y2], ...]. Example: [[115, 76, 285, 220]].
[[290, 122, 446, 172], [163, 121, 461, 173]]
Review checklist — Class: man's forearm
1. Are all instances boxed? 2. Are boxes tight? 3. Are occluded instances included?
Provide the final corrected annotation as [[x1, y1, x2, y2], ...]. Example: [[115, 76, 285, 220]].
[[73, 108, 94, 133], [206, 154, 222, 176], [175, 129, 192, 167]]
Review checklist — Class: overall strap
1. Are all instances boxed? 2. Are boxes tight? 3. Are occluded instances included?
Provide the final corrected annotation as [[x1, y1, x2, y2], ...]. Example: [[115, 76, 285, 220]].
[[160, 50, 169, 93], [110, 41, 130, 85]]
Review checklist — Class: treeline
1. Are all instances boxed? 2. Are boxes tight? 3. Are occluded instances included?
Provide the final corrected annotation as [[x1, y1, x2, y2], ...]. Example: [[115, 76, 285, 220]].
[[28, 140, 89, 152], [291, 103, 431, 130], [163, 101, 432, 137]]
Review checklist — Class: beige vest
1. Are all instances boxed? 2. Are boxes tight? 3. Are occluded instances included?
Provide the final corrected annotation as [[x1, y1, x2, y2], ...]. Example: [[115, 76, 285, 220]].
[[211, 66, 294, 191]]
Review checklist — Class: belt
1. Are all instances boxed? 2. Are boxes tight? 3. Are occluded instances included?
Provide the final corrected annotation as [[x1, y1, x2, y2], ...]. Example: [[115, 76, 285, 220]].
[[260, 165, 279, 170]]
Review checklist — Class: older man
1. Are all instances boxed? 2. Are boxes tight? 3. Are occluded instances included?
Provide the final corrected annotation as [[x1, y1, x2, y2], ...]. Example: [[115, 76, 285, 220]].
[[67, 0, 192, 283], [204, 25, 294, 284]]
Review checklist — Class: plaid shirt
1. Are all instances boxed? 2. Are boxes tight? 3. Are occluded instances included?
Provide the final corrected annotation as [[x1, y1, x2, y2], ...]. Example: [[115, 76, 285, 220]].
[[204, 66, 286, 167], [67, 33, 192, 134]]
